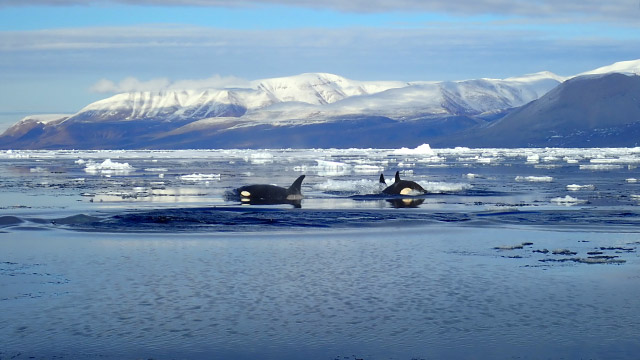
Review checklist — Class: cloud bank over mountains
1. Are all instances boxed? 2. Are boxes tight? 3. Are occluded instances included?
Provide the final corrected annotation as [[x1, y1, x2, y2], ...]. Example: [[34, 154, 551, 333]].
[[90, 75, 250, 93]]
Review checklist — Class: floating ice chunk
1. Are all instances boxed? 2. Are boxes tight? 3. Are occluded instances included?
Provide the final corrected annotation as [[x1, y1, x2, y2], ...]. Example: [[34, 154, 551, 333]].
[[2, 150, 29, 159], [534, 164, 561, 169], [552, 248, 577, 255], [566, 184, 595, 191], [316, 160, 349, 169], [551, 195, 587, 206], [465, 173, 478, 179], [145, 168, 169, 172], [314, 179, 383, 195], [84, 159, 134, 175], [526, 154, 540, 163], [494, 242, 533, 250], [75, 159, 86, 165], [248, 152, 274, 164], [29, 167, 47, 173], [419, 181, 472, 193], [515, 176, 553, 182], [397, 162, 415, 168], [580, 164, 623, 170], [590, 158, 620, 164], [417, 156, 445, 163], [314, 160, 351, 176], [353, 165, 384, 174], [179, 173, 221, 181], [392, 143, 435, 155], [453, 147, 471, 152]]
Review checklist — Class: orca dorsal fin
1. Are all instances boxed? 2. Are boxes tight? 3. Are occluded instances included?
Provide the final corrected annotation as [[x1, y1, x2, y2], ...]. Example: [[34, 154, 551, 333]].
[[379, 173, 386, 184], [394, 171, 401, 183], [288, 175, 305, 195]]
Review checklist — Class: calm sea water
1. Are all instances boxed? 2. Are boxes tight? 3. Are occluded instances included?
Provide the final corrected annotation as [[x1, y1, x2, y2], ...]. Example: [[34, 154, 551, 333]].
[[1, 146, 640, 359]]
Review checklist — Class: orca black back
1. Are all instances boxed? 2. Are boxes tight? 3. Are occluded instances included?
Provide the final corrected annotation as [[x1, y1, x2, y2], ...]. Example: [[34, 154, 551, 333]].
[[382, 171, 425, 195], [234, 175, 306, 207]]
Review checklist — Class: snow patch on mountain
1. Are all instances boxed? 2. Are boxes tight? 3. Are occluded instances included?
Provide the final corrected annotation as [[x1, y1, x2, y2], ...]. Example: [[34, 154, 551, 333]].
[[578, 59, 640, 77], [17, 114, 71, 125], [251, 72, 407, 105]]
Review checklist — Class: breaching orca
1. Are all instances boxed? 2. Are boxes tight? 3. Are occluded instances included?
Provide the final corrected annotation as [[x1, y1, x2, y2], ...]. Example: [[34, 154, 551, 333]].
[[380, 171, 425, 196], [234, 175, 306, 207]]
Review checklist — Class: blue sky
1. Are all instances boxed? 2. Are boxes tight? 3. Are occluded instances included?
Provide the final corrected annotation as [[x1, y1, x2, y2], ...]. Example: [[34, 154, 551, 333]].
[[0, 0, 639, 130]]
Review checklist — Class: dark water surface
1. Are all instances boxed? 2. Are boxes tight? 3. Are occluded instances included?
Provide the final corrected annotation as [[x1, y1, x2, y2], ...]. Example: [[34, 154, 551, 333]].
[[2, 147, 640, 359]]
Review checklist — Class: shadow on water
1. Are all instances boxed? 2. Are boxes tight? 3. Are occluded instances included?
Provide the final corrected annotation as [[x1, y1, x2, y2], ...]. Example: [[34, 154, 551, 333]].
[[3, 205, 640, 234]]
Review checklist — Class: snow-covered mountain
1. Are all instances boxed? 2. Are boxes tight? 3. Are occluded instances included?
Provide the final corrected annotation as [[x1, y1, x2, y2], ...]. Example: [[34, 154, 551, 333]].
[[578, 59, 640, 77], [445, 72, 640, 148], [1, 59, 639, 149], [69, 73, 409, 124], [11, 71, 562, 128]]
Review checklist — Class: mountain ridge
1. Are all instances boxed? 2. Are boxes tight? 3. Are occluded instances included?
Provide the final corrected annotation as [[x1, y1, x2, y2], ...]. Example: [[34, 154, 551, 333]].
[[2, 59, 640, 149], [438, 72, 640, 148]]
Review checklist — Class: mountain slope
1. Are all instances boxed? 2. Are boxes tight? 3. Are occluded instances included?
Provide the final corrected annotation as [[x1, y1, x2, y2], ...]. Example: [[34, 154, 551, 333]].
[[443, 73, 640, 147]]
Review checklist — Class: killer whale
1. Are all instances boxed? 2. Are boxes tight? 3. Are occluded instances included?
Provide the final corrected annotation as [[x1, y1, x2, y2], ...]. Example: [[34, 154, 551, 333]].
[[234, 175, 306, 207], [380, 171, 426, 196]]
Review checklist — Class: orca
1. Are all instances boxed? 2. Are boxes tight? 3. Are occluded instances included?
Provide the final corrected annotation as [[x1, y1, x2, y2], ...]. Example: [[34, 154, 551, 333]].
[[234, 175, 306, 207], [381, 171, 426, 196]]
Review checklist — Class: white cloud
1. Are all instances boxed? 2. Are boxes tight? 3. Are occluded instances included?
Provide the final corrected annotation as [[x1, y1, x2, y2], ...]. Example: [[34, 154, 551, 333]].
[[90, 77, 171, 93], [90, 74, 250, 93], [170, 75, 251, 90], [3, 23, 639, 84]]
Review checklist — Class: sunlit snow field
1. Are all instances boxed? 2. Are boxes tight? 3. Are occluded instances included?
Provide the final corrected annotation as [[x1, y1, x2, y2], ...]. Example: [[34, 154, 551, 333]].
[[2, 145, 640, 359]]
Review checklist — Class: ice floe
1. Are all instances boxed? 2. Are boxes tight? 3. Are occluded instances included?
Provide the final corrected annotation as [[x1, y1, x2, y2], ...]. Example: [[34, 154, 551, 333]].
[[551, 195, 587, 205], [314, 160, 351, 176], [353, 164, 384, 174], [247, 152, 274, 164], [29, 167, 47, 173], [83, 159, 134, 175], [419, 181, 472, 193], [579, 164, 623, 170], [313, 179, 384, 195], [566, 184, 595, 191], [526, 154, 540, 163], [179, 173, 221, 181], [392, 143, 435, 155], [515, 176, 553, 182]]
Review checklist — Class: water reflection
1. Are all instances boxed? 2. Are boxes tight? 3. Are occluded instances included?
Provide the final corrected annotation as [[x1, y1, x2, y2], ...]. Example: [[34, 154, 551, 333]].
[[386, 197, 426, 208], [239, 197, 302, 208]]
